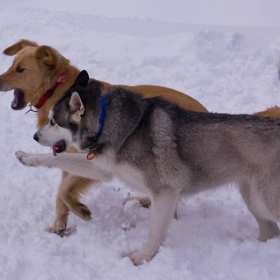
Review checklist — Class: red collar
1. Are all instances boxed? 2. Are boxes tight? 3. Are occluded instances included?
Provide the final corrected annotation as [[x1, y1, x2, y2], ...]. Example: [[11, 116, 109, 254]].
[[35, 74, 67, 109]]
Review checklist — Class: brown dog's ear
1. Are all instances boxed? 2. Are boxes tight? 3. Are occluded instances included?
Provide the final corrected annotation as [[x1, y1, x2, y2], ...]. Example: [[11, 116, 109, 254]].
[[35, 46, 59, 69], [3, 39, 38, 56]]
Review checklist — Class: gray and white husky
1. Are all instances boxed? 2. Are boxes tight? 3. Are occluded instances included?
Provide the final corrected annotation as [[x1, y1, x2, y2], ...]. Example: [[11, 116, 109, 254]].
[[16, 70, 280, 264]]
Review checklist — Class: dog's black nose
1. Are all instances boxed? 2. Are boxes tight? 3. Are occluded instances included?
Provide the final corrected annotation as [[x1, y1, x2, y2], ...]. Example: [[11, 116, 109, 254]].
[[33, 133, 39, 142]]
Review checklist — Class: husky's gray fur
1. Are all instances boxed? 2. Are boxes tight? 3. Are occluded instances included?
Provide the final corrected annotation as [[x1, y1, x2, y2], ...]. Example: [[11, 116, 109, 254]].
[[16, 70, 280, 265]]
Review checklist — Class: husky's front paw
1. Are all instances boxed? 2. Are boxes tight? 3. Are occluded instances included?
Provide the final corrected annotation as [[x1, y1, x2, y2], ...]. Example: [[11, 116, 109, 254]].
[[15, 150, 40, 167], [130, 248, 155, 265]]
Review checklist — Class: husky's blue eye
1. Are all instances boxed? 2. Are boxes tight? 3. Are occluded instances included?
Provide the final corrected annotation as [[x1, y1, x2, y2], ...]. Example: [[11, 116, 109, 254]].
[[16, 66, 24, 73], [50, 119, 55, 126]]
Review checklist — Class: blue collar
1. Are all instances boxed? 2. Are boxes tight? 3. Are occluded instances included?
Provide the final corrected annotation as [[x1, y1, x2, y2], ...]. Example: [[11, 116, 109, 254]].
[[98, 96, 107, 136], [89, 96, 107, 145]]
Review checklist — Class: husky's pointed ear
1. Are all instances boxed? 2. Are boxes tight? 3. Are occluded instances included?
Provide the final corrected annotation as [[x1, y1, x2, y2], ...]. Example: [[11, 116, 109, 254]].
[[69, 91, 85, 115], [4, 39, 38, 56], [72, 70, 89, 88]]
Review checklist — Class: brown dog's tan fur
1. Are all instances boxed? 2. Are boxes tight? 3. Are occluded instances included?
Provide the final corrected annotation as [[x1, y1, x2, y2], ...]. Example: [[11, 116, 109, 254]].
[[254, 106, 280, 119], [0, 40, 208, 233]]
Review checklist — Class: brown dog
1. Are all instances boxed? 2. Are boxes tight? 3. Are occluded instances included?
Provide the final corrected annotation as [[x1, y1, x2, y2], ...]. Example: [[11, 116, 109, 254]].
[[0, 39, 208, 234]]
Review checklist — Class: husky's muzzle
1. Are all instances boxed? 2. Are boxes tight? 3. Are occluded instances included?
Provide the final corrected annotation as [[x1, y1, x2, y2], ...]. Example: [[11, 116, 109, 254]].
[[33, 132, 66, 156], [33, 133, 39, 142]]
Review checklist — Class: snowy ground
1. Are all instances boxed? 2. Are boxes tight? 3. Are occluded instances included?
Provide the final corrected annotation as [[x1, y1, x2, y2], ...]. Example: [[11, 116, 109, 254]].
[[1, 1, 280, 280]]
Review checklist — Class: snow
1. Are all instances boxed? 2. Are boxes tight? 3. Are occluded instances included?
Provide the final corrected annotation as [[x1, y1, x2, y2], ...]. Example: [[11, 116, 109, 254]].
[[1, 1, 280, 279]]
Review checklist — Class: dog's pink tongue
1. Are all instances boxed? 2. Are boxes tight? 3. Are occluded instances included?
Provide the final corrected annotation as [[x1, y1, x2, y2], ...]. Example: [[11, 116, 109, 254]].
[[52, 140, 66, 156]]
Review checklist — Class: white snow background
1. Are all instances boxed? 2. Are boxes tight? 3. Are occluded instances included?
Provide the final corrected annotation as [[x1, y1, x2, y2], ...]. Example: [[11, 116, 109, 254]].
[[1, 1, 280, 279]]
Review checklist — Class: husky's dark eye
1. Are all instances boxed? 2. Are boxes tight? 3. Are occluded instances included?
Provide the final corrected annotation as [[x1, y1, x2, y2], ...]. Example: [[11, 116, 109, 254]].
[[16, 66, 25, 73], [50, 119, 55, 126]]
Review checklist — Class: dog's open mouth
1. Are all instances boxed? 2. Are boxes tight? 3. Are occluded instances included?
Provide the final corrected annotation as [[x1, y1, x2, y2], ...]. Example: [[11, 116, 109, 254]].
[[11, 89, 25, 110], [52, 140, 66, 156]]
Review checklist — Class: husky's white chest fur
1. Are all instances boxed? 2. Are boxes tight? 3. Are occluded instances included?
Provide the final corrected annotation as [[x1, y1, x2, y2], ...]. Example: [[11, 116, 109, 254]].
[[93, 150, 149, 195]]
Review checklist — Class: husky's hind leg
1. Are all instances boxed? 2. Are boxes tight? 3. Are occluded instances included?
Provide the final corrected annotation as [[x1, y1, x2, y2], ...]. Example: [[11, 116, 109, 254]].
[[239, 182, 280, 242]]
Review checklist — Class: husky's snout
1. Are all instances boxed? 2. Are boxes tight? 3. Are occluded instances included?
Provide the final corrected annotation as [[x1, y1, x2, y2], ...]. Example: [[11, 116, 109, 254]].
[[33, 132, 39, 142], [33, 131, 66, 156]]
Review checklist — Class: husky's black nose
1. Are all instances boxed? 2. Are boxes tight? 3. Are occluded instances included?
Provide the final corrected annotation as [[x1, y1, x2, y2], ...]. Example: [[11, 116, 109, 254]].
[[33, 133, 39, 142]]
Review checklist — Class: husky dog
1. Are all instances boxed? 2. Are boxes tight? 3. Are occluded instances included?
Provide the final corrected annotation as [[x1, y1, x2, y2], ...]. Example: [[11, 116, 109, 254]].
[[16, 70, 280, 265]]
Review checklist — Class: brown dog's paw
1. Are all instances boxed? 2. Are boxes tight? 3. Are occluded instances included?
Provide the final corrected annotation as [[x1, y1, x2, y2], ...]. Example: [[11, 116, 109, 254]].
[[74, 202, 92, 221], [123, 195, 178, 219], [48, 220, 67, 235], [123, 196, 151, 208]]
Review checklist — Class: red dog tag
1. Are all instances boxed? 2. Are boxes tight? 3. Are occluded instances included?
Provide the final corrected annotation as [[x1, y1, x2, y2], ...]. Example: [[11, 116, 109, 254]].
[[86, 150, 96, 160]]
